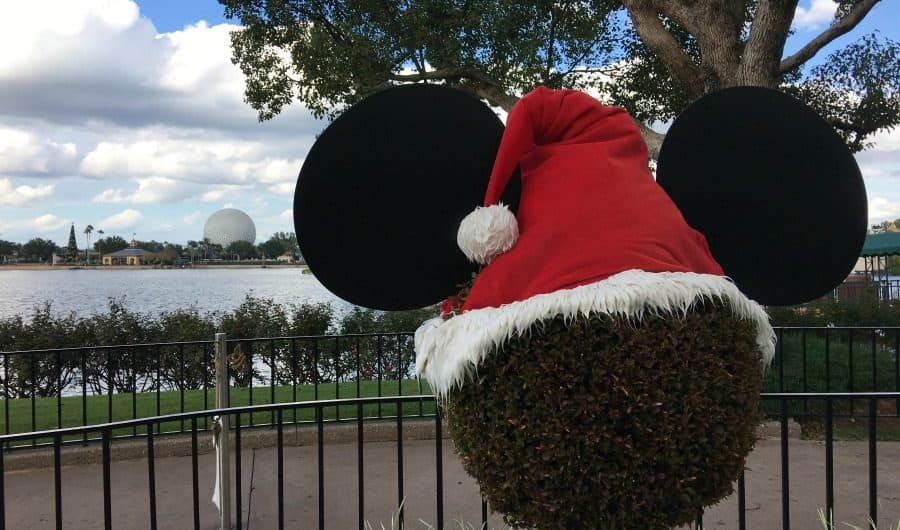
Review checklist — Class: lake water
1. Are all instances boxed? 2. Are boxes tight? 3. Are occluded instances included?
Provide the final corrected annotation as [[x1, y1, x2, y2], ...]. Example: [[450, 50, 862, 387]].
[[0, 268, 353, 321]]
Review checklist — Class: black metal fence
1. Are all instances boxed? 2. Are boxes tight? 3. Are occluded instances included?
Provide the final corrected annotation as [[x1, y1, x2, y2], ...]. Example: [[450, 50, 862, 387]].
[[0, 333, 422, 445], [766, 327, 900, 418], [2, 327, 898, 439], [834, 279, 900, 301], [0, 393, 898, 530]]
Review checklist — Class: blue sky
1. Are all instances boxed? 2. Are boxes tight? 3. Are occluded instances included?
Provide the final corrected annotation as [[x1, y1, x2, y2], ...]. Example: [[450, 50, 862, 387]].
[[135, 0, 231, 32], [0, 1, 898, 247]]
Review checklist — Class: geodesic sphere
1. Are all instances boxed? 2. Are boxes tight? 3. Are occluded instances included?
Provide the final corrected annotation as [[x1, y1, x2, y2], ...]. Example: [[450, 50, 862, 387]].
[[203, 208, 256, 247], [446, 302, 763, 530]]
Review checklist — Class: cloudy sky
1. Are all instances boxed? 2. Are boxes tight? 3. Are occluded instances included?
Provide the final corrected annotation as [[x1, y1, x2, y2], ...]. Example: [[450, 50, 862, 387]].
[[0, 0, 898, 246]]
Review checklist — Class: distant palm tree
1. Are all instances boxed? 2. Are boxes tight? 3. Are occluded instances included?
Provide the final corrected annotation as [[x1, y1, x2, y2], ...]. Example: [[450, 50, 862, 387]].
[[83, 224, 94, 264], [187, 240, 199, 264], [96, 229, 104, 265]]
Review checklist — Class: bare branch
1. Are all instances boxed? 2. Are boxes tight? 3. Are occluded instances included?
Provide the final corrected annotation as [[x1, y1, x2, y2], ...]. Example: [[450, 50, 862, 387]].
[[387, 68, 519, 109], [621, 0, 704, 99], [780, 0, 881, 73]]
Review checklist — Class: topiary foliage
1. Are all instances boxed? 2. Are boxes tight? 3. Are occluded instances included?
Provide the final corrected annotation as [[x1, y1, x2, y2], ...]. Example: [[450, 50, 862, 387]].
[[446, 300, 764, 529]]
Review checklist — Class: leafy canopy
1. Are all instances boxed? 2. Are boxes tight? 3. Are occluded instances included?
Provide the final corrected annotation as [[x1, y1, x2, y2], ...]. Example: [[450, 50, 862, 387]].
[[221, 0, 898, 154]]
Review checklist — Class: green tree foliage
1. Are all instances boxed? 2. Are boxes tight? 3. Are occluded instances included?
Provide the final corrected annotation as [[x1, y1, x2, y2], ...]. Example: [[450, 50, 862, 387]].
[[222, 0, 618, 118], [226, 240, 258, 260], [134, 240, 183, 253], [0, 296, 433, 397], [94, 235, 129, 254], [222, 0, 898, 155], [257, 231, 298, 258], [21, 238, 59, 262], [788, 31, 900, 151], [0, 240, 20, 260], [767, 293, 900, 327]]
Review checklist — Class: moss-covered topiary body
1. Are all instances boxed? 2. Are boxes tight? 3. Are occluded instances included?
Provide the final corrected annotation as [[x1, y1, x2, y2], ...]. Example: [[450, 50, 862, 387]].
[[446, 301, 763, 529]]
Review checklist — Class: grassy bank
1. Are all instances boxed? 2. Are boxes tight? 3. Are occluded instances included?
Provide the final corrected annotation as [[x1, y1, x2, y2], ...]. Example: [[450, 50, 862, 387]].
[[1, 379, 435, 442]]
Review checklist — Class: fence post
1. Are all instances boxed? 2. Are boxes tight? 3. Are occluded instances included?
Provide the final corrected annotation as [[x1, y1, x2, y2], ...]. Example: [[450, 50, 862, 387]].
[[214, 332, 232, 530]]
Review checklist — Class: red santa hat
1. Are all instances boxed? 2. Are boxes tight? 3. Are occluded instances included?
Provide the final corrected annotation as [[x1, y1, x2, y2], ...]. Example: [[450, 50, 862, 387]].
[[416, 87, 774, 398]]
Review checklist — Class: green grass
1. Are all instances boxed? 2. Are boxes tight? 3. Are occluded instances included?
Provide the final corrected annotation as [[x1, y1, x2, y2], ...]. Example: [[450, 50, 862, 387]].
[[0, 379, 436, 445]]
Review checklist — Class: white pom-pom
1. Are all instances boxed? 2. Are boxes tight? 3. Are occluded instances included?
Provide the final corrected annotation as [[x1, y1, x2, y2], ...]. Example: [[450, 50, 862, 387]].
[[457, 203, 519, 264]]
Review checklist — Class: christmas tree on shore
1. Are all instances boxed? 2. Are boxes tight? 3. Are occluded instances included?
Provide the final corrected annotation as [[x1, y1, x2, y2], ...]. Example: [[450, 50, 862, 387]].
[[66, 224, 78, 262]]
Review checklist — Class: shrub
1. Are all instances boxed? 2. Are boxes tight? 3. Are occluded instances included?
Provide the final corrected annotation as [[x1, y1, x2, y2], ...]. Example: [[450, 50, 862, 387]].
[[0, 297, 436, 397], [767, 295, 900, 327], [446, 301, 764, 529]]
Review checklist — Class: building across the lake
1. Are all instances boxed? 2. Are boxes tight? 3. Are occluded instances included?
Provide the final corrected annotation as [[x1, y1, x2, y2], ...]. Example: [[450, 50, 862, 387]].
[[103, 247, 156, 266]]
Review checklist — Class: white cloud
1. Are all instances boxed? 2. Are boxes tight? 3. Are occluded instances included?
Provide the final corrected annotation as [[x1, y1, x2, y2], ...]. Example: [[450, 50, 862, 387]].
[[793, 0, 837, 30], [91, 178, 198, 204], [0, 127, 78, 177], [279, 209, 293, 221], [0, 178, 54, 206], [200, 186, 250, 203], [183, 211, 204, 224], [32, 214, 69, 233], [129, 177, 195, 204], [269, 182, 295, 196], [100, 208, 143, 230], [870, 197, 900, 223], [0, 2, 320, 134], [233, 158, 302, 184], [80, 138, 304, 188], [0, 1, 141, 75], [92, 188, 127, 203]]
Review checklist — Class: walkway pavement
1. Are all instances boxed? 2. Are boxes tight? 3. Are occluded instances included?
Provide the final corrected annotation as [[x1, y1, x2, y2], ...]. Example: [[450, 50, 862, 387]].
[[3, 423, 900, 529]]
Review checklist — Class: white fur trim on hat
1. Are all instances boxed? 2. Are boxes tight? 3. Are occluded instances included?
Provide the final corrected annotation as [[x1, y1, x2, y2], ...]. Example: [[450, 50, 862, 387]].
[[415, 269, 775, 400], [456, 203, 518, 264]]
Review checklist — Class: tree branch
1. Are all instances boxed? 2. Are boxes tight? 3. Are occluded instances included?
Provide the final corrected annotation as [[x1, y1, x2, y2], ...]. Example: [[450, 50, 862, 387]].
[[621, 0, 704, 99], [827, 116, 877, 136], [653, 1, 743, 90], [633, 119, 665, 160], [739, 0, 799, 86], [387, 68, 520, 109], [780, 0, 881, 73]]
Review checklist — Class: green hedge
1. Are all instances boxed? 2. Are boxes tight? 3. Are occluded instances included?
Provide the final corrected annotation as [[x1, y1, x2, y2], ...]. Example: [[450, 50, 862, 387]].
[[0, 296, 438, 398]]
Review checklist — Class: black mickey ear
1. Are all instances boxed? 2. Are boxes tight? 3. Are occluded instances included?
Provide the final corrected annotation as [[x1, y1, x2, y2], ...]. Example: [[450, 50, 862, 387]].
[[294, 84, 518, 310], [656, 86, 867, 306]]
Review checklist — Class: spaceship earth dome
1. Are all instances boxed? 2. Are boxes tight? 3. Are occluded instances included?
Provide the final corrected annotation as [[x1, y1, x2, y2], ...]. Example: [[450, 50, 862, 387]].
[[203, 208, 257, 247]]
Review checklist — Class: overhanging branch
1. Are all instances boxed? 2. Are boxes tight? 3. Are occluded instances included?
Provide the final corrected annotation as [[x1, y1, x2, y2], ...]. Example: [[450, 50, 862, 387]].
[[387, 68, 519, 109], [621, 0, 704, 99], [827, 116, 877, 136], [780, 0, 881, 73]]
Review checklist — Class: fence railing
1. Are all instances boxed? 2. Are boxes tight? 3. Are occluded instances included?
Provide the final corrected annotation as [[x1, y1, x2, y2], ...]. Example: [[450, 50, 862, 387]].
[[0, 333, 423, 446], [834, 279, 900, 301], [0, 393, 898, 530], [0, 327, 898, 443], [766, 327, 900, 418]]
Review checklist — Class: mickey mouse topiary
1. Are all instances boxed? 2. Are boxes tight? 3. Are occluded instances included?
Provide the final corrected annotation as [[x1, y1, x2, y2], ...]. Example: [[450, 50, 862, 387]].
[[293, 83, 866, 528]]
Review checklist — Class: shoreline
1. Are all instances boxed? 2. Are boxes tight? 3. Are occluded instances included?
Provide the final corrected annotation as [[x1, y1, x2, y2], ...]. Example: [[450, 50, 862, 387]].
[[0, 263, 309, 271]]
